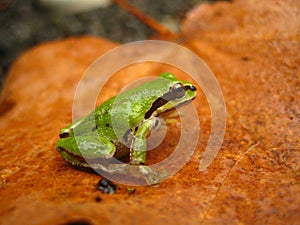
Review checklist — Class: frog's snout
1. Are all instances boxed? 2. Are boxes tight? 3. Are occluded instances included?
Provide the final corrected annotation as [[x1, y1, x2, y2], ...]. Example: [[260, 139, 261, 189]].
[[189, 85, 197, 91]]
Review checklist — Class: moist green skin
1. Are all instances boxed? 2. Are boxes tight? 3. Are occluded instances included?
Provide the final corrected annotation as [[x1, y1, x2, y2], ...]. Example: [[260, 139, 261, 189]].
[[56, 72, 197, 179]]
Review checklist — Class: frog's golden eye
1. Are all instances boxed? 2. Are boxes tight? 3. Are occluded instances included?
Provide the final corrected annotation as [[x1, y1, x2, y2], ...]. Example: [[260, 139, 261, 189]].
[[171, 83, 185, 98]]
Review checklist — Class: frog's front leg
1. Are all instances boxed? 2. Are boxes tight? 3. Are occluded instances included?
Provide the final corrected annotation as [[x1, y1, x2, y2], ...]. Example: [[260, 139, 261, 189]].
[[127, 117, 168, 184], [130, 117, 161, 165]]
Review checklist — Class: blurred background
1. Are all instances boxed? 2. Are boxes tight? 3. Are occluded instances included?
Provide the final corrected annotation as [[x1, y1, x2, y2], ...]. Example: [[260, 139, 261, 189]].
[[0, 0, 221, 89]]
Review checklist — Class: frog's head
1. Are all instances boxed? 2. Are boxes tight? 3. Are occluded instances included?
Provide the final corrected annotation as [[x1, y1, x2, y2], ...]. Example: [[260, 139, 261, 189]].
[[161, 72, 197, 98], [147, 72, 197, 117]]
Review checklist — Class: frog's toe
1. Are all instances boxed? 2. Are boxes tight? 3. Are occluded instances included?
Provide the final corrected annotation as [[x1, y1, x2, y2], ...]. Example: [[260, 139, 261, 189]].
[[138, 166, 168, 185]]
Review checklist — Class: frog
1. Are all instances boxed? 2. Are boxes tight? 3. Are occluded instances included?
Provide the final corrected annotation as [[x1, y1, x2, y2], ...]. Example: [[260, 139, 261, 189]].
[[56, 72, 197, 184]]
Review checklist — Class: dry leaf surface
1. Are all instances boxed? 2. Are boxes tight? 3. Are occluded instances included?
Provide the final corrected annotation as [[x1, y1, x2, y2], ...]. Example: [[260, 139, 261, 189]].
[[1, 0, 300, 224], [182, 0, 300, 223]]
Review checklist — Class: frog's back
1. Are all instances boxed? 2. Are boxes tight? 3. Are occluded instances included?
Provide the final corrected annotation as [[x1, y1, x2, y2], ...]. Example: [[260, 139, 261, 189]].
[[92, 73, 183, 141], [92, 83, 162, 141], [93, 96, 118, 140]]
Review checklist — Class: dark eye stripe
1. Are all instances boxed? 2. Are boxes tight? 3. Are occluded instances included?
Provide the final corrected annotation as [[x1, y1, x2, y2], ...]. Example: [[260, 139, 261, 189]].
[[144, 97, 168, 119], [144, 83, 195, 119]]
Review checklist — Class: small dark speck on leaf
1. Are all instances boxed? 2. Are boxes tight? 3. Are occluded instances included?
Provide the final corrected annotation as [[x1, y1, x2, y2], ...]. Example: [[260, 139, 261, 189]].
[[95, 196, 102, 202], [241, 56, 250, 61], [61, 219, 93, 225]]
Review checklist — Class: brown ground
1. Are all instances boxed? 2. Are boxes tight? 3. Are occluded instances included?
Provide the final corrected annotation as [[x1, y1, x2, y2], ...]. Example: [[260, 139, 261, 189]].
[[0, 0, 299, 224]]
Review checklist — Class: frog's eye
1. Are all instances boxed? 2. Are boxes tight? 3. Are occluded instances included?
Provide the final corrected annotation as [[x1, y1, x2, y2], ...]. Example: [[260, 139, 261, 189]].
[[170, 83, 185, 98]]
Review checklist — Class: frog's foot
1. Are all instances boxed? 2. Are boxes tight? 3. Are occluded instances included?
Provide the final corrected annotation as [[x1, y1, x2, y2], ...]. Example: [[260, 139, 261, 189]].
[[136, 165, 168, 185], [93, 163, 167, 185]]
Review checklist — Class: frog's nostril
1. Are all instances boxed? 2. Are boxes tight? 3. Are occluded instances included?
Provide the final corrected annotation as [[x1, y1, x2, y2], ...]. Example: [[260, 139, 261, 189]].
[[59, 132, 70, 138], [189, 85, 197, 91], [184, 85, 197, 92]]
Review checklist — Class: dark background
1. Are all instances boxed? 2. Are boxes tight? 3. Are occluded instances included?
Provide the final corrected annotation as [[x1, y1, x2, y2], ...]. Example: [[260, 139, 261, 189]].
[[0, 0, 221, 89]]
